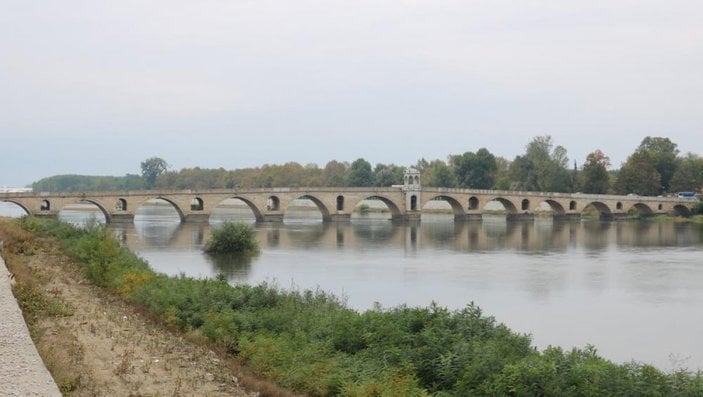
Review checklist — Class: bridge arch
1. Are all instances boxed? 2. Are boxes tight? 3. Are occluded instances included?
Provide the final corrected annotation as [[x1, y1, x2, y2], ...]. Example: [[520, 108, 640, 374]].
[[628, 203, 654, 217], [285, 194, 332, 222], [583, 201, 612, 219], [425, 195, 464, 216], [672, 204, 691, 217], [484, 197, 518, 214], [77, 199, 112, 223], [134, 197, 186, 222], [228, 196, 265, 222], [350, 195, 402, 219], [534, 199, 566, 215], [0, 200, 31, 216]]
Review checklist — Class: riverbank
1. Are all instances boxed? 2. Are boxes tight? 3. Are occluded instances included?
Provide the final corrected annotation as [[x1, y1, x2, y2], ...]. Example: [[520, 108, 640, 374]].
[[6, 217, 703, 396], [0, 218, 290, 396]]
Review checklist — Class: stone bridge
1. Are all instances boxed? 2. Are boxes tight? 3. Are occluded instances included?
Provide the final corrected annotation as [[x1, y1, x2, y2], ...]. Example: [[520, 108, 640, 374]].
[[0, 183, 696, 223]]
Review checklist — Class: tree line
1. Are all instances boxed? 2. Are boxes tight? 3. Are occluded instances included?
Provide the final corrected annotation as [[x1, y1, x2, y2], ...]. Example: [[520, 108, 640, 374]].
[[32, 136, 703, 196]]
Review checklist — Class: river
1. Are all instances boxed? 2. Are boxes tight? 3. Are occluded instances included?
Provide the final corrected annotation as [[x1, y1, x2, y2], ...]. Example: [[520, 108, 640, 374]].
[[1, 200, 702, 371]]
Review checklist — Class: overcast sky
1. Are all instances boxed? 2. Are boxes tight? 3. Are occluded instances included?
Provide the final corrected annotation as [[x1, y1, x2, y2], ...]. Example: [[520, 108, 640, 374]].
[[2, 1, 702, 187]]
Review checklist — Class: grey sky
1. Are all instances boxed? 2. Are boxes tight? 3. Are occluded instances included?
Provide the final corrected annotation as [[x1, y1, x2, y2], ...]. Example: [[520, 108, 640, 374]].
[[2, 1, 702, 187]]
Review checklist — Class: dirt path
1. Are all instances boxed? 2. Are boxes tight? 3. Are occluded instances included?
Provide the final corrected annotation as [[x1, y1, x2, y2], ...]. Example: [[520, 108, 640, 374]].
[[1, 226, 258, 396], [0, 254, 61, 396]]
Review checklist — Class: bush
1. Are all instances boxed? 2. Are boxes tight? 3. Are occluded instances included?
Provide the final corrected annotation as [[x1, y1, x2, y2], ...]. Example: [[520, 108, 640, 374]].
[[204, 222, 259, 256]]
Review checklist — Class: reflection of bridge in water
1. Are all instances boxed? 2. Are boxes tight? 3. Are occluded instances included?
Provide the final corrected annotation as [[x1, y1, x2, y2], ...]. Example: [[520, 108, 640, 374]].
[[1, 169, 695, 223], [111, 218, 702, 260]]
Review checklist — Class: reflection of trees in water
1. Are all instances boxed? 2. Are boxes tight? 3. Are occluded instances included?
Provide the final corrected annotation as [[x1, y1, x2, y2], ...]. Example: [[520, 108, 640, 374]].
[[205, 253, 254, 280], [581, 221, 612, 251], [352, 220, 397, 243]]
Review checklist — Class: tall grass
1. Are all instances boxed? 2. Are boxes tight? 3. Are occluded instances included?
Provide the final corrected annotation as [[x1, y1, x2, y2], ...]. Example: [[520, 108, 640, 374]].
[[17, 217, 703, 396]]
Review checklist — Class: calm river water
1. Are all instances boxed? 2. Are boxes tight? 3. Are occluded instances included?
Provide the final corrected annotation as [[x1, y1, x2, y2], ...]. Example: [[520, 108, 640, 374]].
[[1, 200, 702, 371]]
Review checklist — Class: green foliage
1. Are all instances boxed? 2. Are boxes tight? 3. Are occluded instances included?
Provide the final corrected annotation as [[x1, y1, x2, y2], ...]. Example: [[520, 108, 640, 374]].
[[373, 163, 405, 187], [509, 136, 573, 192], [670, 154, 703, 193], [451, 148, 497, 189], [637, 136, 680, 192], [422, 160, 456, 188], [616, 151, 662, 196], [347, 158, 374, 187], [31, 174, 144, 192], [19, 217, 703, 396], [580, 150, 611, 194], [204, 222, 259, 256], [141, 156, 169, 189]]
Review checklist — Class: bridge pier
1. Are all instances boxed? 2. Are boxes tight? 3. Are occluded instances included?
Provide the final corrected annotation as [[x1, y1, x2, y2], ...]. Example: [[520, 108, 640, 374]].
[[329, 213, 351, 222], [110, 213, 135, 223], [554, 213, 581, 221], [507, 213, 535, 221], [262, 213, 284, 223], [403, 212, 421, 222], [454, 213, 483, 222], [184, 213, 210, 223]]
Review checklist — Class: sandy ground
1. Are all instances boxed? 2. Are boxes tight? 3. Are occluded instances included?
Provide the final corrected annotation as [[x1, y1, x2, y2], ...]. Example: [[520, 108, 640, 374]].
[[1, 235, 257, 396]]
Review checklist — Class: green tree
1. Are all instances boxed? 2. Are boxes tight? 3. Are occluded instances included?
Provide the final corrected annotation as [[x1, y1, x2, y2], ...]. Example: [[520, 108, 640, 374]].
[[347, 158, 374, 187], [669, 153, 703, 193], [509, 136, 571, 192], [580, 150, 611, 194], [451, 148, 497, 189], [141, 157, 169, 189], [616, 151, 662, 196], [422, 160, 456, 187], [373, 163, 404, 187], [636, 136, 679, 193], [321, 160, 348, 187]]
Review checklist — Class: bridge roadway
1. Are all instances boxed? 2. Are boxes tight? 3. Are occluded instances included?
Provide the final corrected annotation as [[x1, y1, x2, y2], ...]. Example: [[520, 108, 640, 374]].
[[0, 187, 696, 223]]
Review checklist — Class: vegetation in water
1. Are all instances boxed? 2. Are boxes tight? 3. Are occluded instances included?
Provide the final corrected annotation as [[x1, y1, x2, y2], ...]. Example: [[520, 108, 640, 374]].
[[203, 221, 259, 256], [14, 217, 703, 396]]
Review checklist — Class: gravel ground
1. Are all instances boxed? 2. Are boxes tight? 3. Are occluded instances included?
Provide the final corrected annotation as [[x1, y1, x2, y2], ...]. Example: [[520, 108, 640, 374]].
[[0, 254, 61, 397]]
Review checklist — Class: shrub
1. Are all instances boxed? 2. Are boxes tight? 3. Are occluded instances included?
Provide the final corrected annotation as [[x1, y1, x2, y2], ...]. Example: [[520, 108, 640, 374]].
[[204, 222, 259, 256]]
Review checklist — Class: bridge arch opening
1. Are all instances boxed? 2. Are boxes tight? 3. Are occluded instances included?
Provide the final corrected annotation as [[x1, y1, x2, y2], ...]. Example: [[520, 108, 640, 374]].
[[657, 203, 663, 211], [521, 199, 530, 211], [40, 200, 50, 211], [534, 200, 566, 217], [267, 196, 280, 211], [0, 201, 30, 217], [583, 201, 612, 220], [116, 198, 127, 211], [468, 196, 479, 210], [672, 204, 691, 217], [190, 197, 204, 211], [284, 195, 331, 224], [336, 195, 344, 211], [569, 201, 577, 211], [210, 197, 261, 224], [351, 196, 402, 221], [616, 202, 623, 211], [422, 195, 464, 222], [483, 197, 518, 215], [58, 200, 108, 225], [134, 198, 185, 224], [628, 203, 654, 218]]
